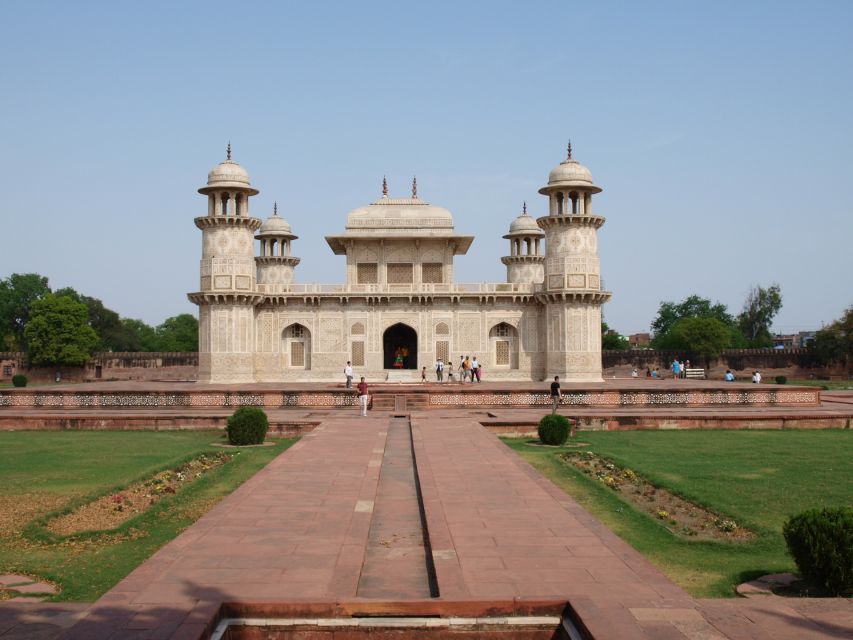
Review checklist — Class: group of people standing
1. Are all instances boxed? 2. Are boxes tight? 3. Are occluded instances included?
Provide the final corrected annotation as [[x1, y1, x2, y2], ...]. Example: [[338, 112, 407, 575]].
[[432, 356, 482, 383]]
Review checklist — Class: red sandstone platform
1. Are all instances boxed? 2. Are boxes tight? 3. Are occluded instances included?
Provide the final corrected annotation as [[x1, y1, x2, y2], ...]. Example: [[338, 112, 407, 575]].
[[47, 413, 852, 640]]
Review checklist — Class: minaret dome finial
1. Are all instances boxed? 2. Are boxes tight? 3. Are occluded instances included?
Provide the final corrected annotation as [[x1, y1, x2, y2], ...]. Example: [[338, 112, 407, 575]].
[[273, 201, 277, 216], [412, 176, 418, 198], [382, 176, 388, 197], [567, 140, 572, 160], [227, 141, 232, 161], [523, 201, 527, 215]]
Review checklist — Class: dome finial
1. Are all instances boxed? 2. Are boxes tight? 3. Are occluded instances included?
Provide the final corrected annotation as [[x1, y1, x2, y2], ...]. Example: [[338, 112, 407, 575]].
[[523, 201, 527, 215], [382, 176, 388, 197], [273, 201, 278, 216], [412, 176, 418, 198], [226, 141, 232, 161], [567, 140, 572, 160]]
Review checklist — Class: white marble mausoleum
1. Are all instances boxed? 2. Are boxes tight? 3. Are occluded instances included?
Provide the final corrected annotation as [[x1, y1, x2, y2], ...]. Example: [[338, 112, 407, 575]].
[[188, 144, 612, 382]]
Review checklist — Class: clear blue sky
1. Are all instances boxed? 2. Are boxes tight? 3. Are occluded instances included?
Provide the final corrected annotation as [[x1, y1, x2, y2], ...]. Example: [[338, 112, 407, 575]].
[[2, 0, 851, 335]]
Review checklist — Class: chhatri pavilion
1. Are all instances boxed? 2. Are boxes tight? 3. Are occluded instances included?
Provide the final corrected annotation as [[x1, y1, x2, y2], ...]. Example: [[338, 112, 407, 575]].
[[188, 143, 611, 383]]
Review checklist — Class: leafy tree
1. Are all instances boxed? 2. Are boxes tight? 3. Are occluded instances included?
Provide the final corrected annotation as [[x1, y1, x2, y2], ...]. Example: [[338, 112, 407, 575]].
[[810, 305, 853, 370], [650, 294, 736, 346], [654, 317, 733, 365], [0, 273, 51, 350], [24, 294, 98, 366], [120, 318, 159, 351], [737, 284, 783, 347], [601, 322, 629, 350], [155, 314, 198, 352], [54, 287, 133, 351]]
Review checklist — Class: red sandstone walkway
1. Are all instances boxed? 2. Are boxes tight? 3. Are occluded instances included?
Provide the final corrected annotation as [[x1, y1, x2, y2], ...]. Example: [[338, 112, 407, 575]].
[[54, 413, 852, 640]]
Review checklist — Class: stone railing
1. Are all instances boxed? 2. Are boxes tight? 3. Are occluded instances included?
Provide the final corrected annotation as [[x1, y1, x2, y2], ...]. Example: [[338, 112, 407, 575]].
[[257, 282, 539, 295]]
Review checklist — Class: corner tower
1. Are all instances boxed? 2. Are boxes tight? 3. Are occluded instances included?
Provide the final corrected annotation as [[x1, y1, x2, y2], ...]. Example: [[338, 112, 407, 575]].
[[537, 143, 611, 381], [188, 145, 263, 383], [501, 202, 545, 285], [256, 202, 300, 292]]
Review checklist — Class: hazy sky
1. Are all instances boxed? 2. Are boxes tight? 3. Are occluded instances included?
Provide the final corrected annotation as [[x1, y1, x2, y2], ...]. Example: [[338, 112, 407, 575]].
[[2, 1, 851, 335]]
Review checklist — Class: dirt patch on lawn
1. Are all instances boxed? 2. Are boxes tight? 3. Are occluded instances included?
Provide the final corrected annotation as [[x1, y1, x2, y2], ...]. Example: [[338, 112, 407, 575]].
[[0, 494, 68, 539], [560, 451, 755, 542], [46, 452, 232, 536]]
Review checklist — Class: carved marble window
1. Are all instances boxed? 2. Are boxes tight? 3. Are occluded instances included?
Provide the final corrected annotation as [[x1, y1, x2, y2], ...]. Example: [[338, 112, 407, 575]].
[[357, 263, 378, 284], [490, 322, 518, 369], [387, 263, 413, 284], [351, 341, 365, 366], [422, 263, 443, 284], [495, 340, 510, 365], [288, 325, 304, 338], [290, 342, 305, 367], [435, 322, 449, 335], [351, 322, 365, 335], [436, 340, 449, 363]]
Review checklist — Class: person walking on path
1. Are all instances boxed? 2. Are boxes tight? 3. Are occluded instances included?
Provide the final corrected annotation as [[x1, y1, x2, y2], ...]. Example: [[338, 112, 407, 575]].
[[550, 375, 562, 414], [458, 355, 466, 383], [435, 357, 444, 382], [472, 356, 481, 382], [344, 361, 353, 389], [357, 377, 369, 416], [463, 356, 472, 383], [671, 358, 681, 380], [421, 366, 427, 383]]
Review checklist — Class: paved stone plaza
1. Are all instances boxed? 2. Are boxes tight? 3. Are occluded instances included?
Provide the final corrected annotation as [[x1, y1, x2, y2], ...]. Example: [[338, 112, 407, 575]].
[[0, 409, 834, 639]]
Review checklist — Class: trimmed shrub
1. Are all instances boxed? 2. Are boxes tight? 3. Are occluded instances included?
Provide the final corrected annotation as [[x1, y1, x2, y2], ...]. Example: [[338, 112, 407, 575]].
[[538, 414, 570, 446], [775, 375, 788, 385], [226, 407, 269, 446], [783, 507, 853, 596], [11, 374, 27, 387]]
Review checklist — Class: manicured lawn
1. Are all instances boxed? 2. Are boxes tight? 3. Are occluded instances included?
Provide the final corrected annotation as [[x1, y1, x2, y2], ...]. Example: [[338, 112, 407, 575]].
[[503, 429, 853, 597], [0, 430, 295, 601]]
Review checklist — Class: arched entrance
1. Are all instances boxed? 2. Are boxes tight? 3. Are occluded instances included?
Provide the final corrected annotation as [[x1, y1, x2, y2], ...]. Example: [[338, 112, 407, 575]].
[[383, 323, 417, 369]]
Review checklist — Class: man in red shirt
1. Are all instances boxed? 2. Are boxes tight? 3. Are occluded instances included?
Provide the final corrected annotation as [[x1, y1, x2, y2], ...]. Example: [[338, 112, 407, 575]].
[[357, 377, 369, 416]]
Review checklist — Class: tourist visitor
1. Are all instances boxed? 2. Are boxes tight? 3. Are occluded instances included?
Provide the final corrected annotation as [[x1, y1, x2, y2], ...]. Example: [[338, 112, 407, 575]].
[[646, 368, 651, 378], [435, 357, 444, 382], [357, 377, 369, 416], [685, 359, 691, 378], [344, 361, 353, 389], [472, 357, 481, 382], [725, 370, 735, 382], [458, 356, 466, 382], [550, 375, 562, 413], [463, 356, 472, 382], [631, 368, 638, 378], [671, 359, 681, 379], [652, 368, 659, 379], [421, 366, 427, 383], [447, 367, 455, 382], [752, 370, 762, 384]]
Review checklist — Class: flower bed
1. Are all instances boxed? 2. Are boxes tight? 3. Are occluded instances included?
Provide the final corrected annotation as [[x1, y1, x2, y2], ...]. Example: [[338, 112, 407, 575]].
[[560, 451, 754, 541], [46, 452, 232, 536]]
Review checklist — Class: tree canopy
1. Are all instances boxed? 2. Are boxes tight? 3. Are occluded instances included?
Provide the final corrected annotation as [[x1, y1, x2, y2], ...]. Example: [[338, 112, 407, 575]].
[[155, 314, 198, 352], [654, 317, 733, 362], [651, 295, 736, 343], [737, 284, 783, 347], [0, 273, 51, 350], [24, 294, 99, 366], [601, 321, 629, 350], [809, 305, 852, 370]]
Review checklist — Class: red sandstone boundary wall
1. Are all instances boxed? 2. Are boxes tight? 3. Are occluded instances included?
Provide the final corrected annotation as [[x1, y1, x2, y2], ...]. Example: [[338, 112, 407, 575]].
[[0, 352, 197, 383]]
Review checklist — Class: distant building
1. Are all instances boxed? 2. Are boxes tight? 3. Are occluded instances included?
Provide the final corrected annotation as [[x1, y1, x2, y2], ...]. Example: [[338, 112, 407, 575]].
[[773, 332, 815, 349], [188, 144, 613, 382], [628, 333, 651, 347]]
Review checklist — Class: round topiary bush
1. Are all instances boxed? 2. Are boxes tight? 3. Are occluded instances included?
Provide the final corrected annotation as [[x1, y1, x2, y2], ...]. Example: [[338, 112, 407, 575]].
[[11, 374, 27, 387], [538, 414, 571, 446], [226, 407, 269, 446], [775, 375, 788, 385], [783, 506, 853, 596]]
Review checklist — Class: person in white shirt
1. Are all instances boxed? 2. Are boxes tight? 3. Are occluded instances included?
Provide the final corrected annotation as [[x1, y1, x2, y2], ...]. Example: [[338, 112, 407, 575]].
[[435, 358, 444, 382], [344, 361, 353, 389], [472, 357, 481, 383], [752, 370, 762, 384]]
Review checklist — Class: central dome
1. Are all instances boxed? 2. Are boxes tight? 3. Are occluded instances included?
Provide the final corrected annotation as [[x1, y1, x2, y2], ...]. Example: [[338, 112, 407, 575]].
[[345, 196, 455, 233]]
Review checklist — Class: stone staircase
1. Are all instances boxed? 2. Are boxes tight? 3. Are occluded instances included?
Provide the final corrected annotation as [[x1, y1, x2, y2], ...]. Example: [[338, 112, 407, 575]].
[[371, 392, 430, 412]]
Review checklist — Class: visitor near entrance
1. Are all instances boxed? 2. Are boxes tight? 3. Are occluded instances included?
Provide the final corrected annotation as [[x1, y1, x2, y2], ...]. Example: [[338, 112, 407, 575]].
[[472, 357, 481, 383], [357, 377, 369, 416], [421, 366, 427, 383], [344, 361, 353, 389], [752, 370, 762, 384], [458, 356, 466, 383], [725, 370, 735, 382], [672, 359, 681, 379], [550, 375, 562, 413], [435, 357, 444, 382]]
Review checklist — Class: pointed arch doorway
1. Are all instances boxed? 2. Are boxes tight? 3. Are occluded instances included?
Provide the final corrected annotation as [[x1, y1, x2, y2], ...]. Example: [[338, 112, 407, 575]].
[[383, 323, 417, 369]]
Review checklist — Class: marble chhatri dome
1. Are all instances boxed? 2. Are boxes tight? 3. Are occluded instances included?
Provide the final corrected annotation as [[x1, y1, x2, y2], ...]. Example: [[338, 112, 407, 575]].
[[188, 143, 611, 383]]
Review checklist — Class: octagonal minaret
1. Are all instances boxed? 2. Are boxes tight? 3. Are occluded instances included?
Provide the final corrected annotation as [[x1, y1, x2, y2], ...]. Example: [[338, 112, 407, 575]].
[[256, 202, 300, 292], [537, 142, 612, 381], [188, 144, 263, 383], [501, 202, 545, 285]]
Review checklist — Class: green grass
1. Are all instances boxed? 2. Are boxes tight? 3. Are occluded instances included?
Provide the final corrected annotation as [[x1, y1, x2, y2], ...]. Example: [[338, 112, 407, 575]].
[[783, 378, 853, 390], [502, 429, 853, 597], [0, 431, 295, 601]]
